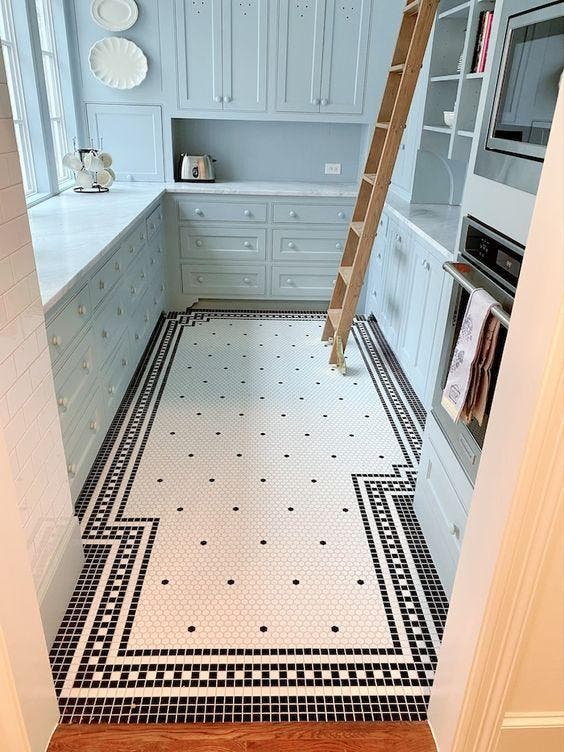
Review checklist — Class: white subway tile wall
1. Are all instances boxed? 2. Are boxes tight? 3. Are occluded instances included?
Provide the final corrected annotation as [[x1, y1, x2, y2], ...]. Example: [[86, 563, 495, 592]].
[[0, 52, 75, 588]]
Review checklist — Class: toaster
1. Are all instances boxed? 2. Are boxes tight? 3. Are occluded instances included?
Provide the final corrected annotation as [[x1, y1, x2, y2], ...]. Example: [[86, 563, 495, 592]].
[[178, 154, 216, 182]]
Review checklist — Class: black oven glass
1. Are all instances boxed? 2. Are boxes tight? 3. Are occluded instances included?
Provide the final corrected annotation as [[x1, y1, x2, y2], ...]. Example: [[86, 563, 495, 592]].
[[493, 14, 564, 152]]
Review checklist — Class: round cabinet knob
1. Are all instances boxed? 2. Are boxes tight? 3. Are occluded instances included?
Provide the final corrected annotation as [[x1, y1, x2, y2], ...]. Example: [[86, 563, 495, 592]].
[[140, 233, 145, 241], [82, 360, 90, 371], [57, 397, 68, 410], [108, 385, 115, 394], [243, 241, 252, 248], [149, 222, 155, 230], [122, 358, 128, 367], [288, 210, 297, 218], [223, 95, 232, 103], [51, 335, 62, 346], [129, 245, 134, 254], [449, 522, 460, 538], [243, 209, 251, 217], [321, 98, 329, 106], [130, 286, 137, 295], [312, 98, 320, 105], [141, 271, 146, 279], [135, 333, 140, 340], [195, 239, 203, 247], [102, 329, 109, 339], [144, 313, 149, 322], [332, 279, 337, 285], [214, 95, 222, 103], [288, 241, 296, 249], [337, 211, 346, 220], [286, 278, 294, 285], [395, 233, 401, 242], [150, 257, 155, 265], [158, 214, 162, 222], [401, 143, 406, 151], [425, 261, 431, 271], [197, 276, 204, 283], [78, 304, 86, 315], [160, 284, 165, 292], [377, 252, 382, 260], [194, 208, 203, 216], [90, 420, 98, 432], [243, 276, 251, 284], [67, 463, 77, 477], [117, 306, 124, 316], [114, 262, 121, 272], [99, 279, 106, 290], [335, 242, 342, 250]]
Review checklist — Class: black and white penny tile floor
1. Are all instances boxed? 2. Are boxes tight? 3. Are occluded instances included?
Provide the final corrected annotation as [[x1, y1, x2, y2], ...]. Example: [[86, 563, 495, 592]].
[[50, 310, 448, 723]]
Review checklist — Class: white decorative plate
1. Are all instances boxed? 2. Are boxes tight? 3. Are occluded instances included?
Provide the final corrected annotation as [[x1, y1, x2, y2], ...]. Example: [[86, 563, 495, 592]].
[[90, 0, 138, 32], [89, 37, 148, 90]]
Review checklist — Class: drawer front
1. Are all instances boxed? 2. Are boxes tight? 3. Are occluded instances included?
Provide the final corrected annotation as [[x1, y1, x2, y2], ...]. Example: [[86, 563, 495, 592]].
[[65, 386, 103, 500], [130, 288, 153, 352], [47, 285, 92, 364], [146, 202, 163, 240], [101, 331, 132, 416], [90, 247, 124, 309], [180, 226, 267, 262], [177, 199, 268, 224], [92, 289, 128, 366], [127, 253, 149, 306], [123, 221, 148, 266], [272, 229, 346, 262], [181, 264, 267, 297], [272, 201, 352, 225], [54, 335, 96, 438], [271, 266, 337, 299]]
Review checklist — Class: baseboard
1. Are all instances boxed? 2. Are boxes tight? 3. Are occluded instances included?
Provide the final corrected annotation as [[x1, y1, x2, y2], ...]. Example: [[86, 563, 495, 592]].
[[502, 711, 564, 729], [37, 516, 84, 650], [497, 714, 564, 752]]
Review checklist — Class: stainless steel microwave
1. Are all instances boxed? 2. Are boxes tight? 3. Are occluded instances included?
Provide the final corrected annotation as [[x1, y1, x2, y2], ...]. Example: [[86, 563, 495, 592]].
[[475, 0, 564, 194]]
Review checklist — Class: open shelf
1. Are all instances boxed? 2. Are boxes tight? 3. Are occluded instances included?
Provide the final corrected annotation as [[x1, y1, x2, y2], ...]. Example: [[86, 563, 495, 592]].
[[438, 1, 471, 20], [456, 129, 475, 138], [430, 74, 461, 82], [423, 125, 452, 134], [465, 72, 485, 79]]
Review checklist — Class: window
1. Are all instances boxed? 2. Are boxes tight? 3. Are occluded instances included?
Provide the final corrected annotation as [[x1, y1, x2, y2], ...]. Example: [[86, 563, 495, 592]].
[[0, 0, 76, 202], [35, 0, 72, 187], [0, 0, 37, 196]]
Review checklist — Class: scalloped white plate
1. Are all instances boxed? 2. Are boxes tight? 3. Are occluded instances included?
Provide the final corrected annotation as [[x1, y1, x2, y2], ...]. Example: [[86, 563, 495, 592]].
[[89, 37, 148, 90], [90, 0, 138, 32]]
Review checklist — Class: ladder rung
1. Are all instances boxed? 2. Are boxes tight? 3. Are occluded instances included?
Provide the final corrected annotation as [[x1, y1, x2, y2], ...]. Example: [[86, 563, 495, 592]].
[[404, 0, 420, 14], [339, 265, 353, 284], [376, 121, 390, 130], [362, 173, 377, 185], [327, 308, 341, 329], [389, 63, 405, 73], [350, 221, 364, 237]]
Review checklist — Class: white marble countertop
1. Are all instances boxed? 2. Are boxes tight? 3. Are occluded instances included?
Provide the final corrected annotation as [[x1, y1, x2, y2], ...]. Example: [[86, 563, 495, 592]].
[[164, 180, 359, 197], [384, 191, 462, 258], [30, 180, 461, 313], [29, 184, 165, 312]]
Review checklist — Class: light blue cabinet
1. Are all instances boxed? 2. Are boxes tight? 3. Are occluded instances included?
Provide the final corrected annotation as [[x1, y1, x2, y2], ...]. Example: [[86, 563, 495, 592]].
[[379, 219, 411, 349], [276, 0, 370, 115], [176, 0, 267, 112]]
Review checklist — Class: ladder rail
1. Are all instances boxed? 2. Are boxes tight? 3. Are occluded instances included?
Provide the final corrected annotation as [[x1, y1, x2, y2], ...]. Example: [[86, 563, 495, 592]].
[[322, 0, 440, 366]]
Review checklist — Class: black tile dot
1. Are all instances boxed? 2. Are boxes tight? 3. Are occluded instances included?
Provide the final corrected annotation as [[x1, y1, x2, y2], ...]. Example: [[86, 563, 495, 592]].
[[236, 453, 243, 457], [187, 626, 196, 633], [227, 579, 235, 585], [209, 478, 215, 482], [161, 579, 169, 585], [343, 507, 349, 512], [232, 506, 239, 511], [287, 507, 294, 512], [319, 540, 326, 546], [188, 453, 194, 457], [357, 579, 365, 585], [200, 540, 207, 546], [260, 540, 267, 545], [311, 479, 317, 483], [292, 579, 300, 585], [170, 431, 175, 435], [260, 478, 266, 483], [259, 626, 268, 633], [284, 454, 290, 458], [177, 507, 184, 512], [331, 626, 339, 633]]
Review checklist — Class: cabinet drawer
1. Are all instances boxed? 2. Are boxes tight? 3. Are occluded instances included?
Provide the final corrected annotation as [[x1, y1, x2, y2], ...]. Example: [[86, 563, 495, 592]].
[[127, 253, 149, 305], [272, 201, 352, 225], [54, 335, 96, 438], [92, 290, 128, 366], [90, 247, 124, 309], [146, 202, 163, 240], [181, 264, 266, 297], [177, 199, 268, 223], [100, 330, 132, 416], [65, 386, 103, 500], [130, 288, 153, 352], [47, 285, 92, 364], [180, 226, 267, 262], [271, 266, 338, 299], [272, 229, 346, 262], [122, 221, 148, 266]]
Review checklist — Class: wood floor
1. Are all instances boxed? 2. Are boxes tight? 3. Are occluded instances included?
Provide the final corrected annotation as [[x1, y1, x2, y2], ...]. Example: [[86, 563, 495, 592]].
[[48, 721, 436, 751]]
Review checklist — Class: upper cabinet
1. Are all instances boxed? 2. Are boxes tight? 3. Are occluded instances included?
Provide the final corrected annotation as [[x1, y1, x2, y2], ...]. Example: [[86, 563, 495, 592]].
[[176, 0, 267, 112], [276, 0, 371, 115]]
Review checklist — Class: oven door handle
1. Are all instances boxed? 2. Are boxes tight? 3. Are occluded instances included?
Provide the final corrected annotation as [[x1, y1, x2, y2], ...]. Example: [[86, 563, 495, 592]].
[[443, 261, 511, 329]]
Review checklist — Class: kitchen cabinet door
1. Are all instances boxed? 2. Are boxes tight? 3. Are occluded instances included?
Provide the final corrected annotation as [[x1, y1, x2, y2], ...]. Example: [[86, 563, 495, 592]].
[[365, 212, 389, 319], [276, 0, 324, 113], [319, 0, 370, 114], [176, 0, 223, 110], [397, 237, 445, 403], [379, 220, 412, 348], [222, 0, 268, 111]]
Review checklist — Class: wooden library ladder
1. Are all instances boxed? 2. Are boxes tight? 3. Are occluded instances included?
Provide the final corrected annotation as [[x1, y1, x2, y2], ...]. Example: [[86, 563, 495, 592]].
[[322, 0, 440, 372]]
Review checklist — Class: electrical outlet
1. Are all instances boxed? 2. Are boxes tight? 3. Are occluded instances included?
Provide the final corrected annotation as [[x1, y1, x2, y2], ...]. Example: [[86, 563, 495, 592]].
[[325, 163, 342, 175]]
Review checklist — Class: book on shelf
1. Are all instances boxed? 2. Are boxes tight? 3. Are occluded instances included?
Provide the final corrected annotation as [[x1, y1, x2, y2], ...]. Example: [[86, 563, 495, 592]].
[[471, 10, 494, 74]]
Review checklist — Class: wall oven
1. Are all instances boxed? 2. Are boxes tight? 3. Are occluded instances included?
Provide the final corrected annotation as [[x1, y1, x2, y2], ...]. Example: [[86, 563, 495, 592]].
[[432, 217, 524, 484], [475, 0, 564, 194]]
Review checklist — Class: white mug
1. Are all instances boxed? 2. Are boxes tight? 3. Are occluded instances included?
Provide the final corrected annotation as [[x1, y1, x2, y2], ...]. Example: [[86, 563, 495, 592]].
[[96, 169, 113, 187], [99, 152, 113, 168], [75, 170, 93, 189], [83, 151, 105, 173], [62, 152, 83, 171]]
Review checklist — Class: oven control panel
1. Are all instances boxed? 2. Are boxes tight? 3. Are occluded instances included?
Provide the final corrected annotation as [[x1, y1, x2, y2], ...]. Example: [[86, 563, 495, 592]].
[[463, 217, 524, 293]]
